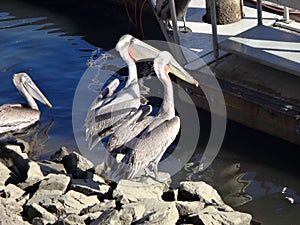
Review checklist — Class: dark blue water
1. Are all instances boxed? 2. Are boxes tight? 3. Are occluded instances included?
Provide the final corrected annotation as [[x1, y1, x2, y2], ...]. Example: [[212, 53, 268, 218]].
[[0, 3, 96, 155], [0, 1, 300, 224]]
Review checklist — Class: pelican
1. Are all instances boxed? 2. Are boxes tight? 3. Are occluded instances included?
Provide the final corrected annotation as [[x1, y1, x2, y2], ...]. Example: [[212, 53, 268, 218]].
[[0, 73, 52, 135], [108, 51, 198, 181], [156, 0, 192, 33], [85, 34, 160, 149]]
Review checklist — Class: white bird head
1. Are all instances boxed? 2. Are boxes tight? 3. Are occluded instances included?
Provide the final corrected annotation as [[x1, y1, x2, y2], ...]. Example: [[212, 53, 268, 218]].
[[13, 72, 52, 108], [115, 34, 160, 63], [154, 51, 199, 86]]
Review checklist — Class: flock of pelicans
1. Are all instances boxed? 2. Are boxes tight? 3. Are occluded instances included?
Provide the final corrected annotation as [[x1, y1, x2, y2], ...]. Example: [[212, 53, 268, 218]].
[[0, 34, 199, 181]]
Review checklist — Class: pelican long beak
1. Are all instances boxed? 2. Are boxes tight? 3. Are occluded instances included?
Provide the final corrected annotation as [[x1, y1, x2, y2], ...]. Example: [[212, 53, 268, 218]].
[[168, 58, 199, 86], [23, 78, 53, 108], [116, 34, 160, 61], [129, 37, 160, 61]]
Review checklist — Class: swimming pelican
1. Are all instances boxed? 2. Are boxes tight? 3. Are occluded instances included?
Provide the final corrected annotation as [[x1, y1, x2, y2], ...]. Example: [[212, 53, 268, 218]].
[[85, 34, 160, 149], [156, 0, 192, 33], [108, 51, 199, 181], [0, 73, 52, 135]]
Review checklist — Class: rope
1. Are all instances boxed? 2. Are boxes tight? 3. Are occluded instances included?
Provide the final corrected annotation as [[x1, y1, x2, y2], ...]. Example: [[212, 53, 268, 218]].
[[123, 0, 134, 23], [140, 0, 148, 38]]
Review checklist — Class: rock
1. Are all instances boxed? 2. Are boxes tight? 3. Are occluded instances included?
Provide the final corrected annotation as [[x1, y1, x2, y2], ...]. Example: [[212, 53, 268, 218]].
[[162, 189, 179, 201], [0, 142, 29, 183], [0, 205, 31, 225], [179, 181, 225, 205], [0, 185, 30, 225], [38, 160, 66, 175], [5, 143, 28, 159], [26, 173, 70, 205], [137, 198, 179, 225], [50, 147, 69, 162], [24, 161, 44, 185], [26, 194, 65, 216], [133, 171, 172, 186], [26, 202, 57, 223], [88, 173, 107, 184], [62, 152, 94, 175], [80, 199, 116, 215], [0, 161, 11, 189], [80, 211, 102, 224], [113, 178, 167, 202], [63, 190, 100, 214], [175, 201, 205, 216], [70, 178, 111, 198], [0, 142, 44, 187], [38, 174, 70, 194], [90, 210, 122, 225], [27, 190, 100, 217], [32, 217, 51, 225], [187, 205, 252, 225], [120, 202, 146, 222], [0, 136, 28, 153], [54, 214, 85, 225], [2, 183, 25, 200]]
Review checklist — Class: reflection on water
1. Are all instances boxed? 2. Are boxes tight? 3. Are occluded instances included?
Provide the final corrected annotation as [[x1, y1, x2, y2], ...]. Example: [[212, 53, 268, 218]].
[[0, 1, 299, 224]]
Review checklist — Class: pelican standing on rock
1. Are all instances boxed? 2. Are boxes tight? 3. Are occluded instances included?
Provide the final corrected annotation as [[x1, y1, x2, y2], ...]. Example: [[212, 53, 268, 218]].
[[85, 34, 159, 149], [156, 0, 192, 33], [0, 73, 52, 135], [109, 51, 199, 181]]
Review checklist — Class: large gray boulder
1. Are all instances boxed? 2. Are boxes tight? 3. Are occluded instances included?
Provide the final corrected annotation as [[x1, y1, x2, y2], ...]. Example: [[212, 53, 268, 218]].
[[113, 178, 167, 202], [62, 152, 94, 177], [175, 201, 205, 216], [90, 210, 124, 225], [80, 199, 116, 215], [70, 178, 111, 197], [0, 142, 44, 187], [136, 198, 179, 225], [179, 181, 225, 206], [0, 184, 30, 225], [187, 205, 252, 225], [38, 160, 66, 176], [27, 173, 71, 205], [26, 202, 57, 223]]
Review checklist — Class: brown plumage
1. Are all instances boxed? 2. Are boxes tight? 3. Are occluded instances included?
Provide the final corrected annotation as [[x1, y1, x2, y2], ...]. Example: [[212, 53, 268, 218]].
[[0, 73, 52, 135]]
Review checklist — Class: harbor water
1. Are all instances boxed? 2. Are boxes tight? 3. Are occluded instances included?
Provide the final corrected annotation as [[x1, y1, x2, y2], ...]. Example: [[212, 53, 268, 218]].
[[0, 0, 299, 224]]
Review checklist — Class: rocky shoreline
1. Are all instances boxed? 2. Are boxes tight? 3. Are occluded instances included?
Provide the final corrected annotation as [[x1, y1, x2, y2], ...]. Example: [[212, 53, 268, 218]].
[[0, 138, 253, 225]]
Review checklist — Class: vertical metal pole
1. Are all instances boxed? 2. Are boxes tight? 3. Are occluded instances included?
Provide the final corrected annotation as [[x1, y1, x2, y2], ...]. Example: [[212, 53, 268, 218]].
[[283, 6, 290, 22], [257, 0, 263, 25], [169, 0, 180, 44], [210, 0, 219, 60]]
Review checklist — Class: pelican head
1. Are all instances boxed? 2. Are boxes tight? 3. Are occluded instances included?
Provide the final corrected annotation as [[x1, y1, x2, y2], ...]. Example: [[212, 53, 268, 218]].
[[13, 73, 52, 110], [115, 34, 160, 63], [154, 51, 199, 86]]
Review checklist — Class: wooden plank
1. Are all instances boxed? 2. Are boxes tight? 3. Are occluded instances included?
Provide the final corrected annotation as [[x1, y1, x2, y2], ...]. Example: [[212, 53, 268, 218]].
[[219, 25, 300, 77]]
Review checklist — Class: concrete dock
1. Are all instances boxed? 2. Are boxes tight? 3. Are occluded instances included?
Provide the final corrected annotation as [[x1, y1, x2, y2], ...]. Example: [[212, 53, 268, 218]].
[[148, 0, 300, 145]]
